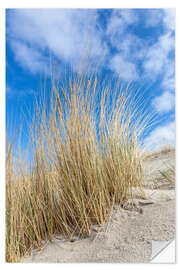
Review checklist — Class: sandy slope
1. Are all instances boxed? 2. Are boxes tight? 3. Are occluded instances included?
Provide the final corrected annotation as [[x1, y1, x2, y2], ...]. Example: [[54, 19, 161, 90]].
[[22, 149, 175, 263], [143, 148, 175, 189]]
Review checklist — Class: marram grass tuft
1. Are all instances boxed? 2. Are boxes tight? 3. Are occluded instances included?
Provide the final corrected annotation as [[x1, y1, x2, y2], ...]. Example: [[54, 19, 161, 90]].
[[6, 73, 151, 262]]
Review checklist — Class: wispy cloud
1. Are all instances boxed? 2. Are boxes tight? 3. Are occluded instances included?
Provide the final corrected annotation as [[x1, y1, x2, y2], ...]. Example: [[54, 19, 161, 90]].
[[163, 9, 175, 31], [143, 121, 175, 150], [115, 33, 147, 60], [143, 32, 174, 80], [7, 8, 175, 84], [106, 9, 138, 46], [144, 9, 164, 28], [105, 8, 175, 85], [142, 8, 175, 93], [161, 59, 175, 91], [6, 85, 36, 98], [152, 91, 175, 113], [10, 40, 50, 75], [105, 9, 141, 79], [143, 8, 175, 31], [109, 54, 139, 81], [7, 9, 108, 73]]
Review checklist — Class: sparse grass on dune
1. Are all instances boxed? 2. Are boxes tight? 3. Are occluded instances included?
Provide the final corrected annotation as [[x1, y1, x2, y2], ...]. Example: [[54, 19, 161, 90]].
[[143, 146, 175, 160], [159, 162, 175, 187], [6, 73, 150, 262]]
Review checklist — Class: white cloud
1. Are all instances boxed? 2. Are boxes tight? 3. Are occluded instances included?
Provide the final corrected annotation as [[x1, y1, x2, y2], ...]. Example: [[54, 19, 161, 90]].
[[142, 9, 175, 86], [145, 9, 164, 28], [162, 76, 175, 92], [7, 8, 175, 88], [106, 9, 175, 87], [163, 9, 175, 31], [106, 10, 140, 81], [161, 59, 175, 91], [106, 14, 125, 38], [144, 8, 175, 32], [115, 34, 147, 60], [6, 85, 36, 98], [10, 40, 49, 74], [106, 9, 138, 48], [109, 54, 139, 81], [143, 32, 174, 80], [117, 9, 139, 24], [152, 91, 174, 113], [7, 9, 108, 74], [143, 121, 175, 150]]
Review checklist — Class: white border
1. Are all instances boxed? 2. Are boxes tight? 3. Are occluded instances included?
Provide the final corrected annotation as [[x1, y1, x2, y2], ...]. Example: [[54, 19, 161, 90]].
[[0, 0, 178, 8]]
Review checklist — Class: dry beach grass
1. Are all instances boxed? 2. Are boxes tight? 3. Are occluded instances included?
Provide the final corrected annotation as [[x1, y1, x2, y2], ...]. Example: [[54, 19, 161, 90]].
[[6, 72, 173, 262]]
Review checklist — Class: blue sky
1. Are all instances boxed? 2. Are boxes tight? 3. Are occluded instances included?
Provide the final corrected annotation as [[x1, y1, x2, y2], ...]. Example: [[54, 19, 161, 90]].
[[6, 8, 175, 150]]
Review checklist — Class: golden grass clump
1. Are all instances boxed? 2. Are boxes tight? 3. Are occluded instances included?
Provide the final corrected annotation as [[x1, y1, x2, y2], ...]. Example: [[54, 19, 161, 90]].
[[6, 73, 149, 262]]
